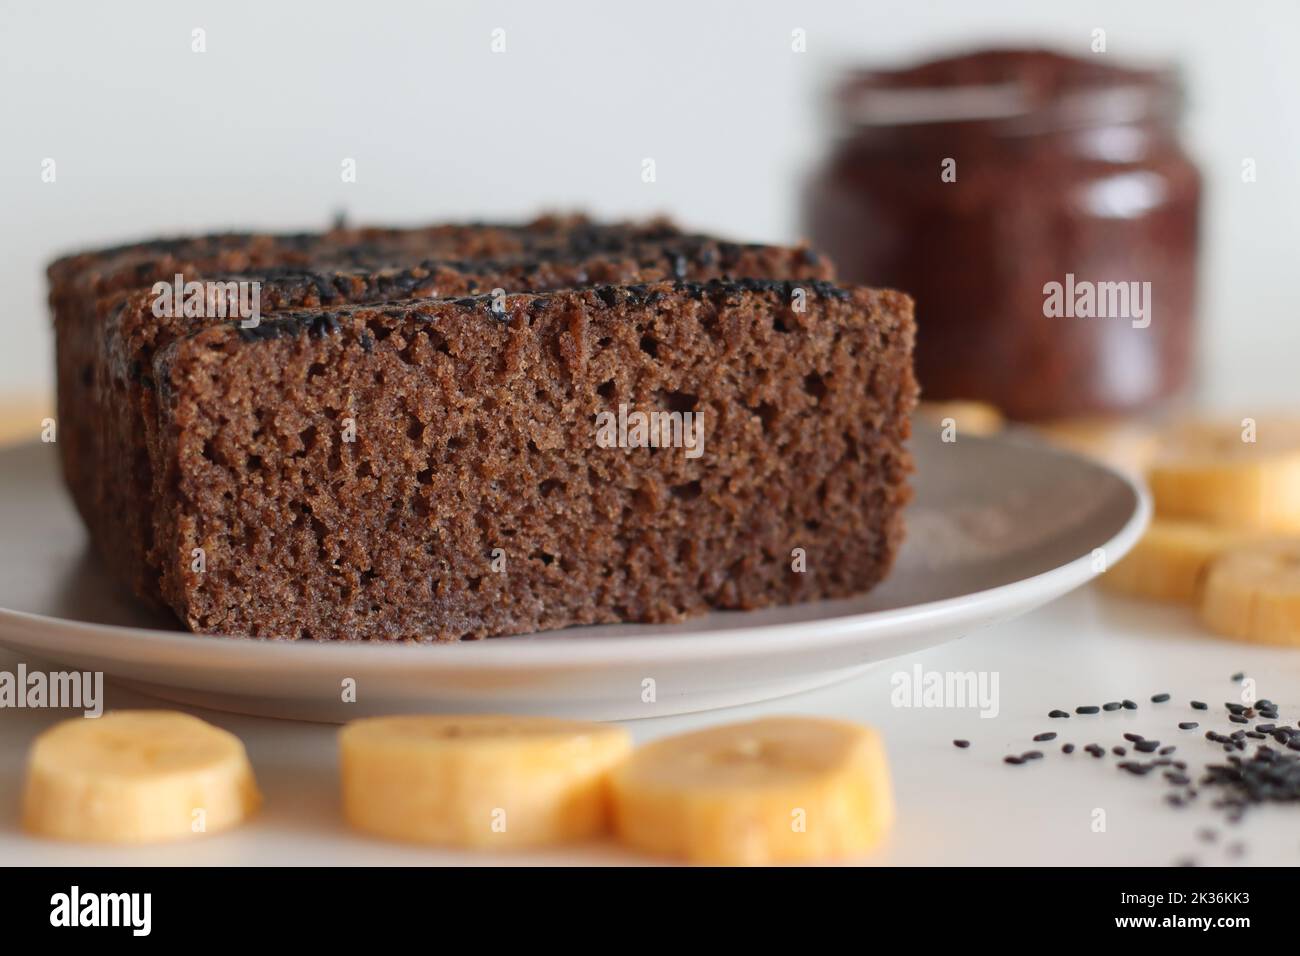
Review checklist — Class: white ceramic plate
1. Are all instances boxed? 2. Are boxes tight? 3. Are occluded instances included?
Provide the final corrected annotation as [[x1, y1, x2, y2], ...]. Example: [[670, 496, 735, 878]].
[[0, 430, 1148, 721]]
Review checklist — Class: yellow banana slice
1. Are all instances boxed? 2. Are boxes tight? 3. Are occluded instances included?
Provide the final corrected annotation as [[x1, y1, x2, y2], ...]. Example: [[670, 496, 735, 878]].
[[1199, 540, 1300, 645], [609, 716, 892, 865], [339, 714, 631, 848], [23, 710, 260, 843], [1148, 418, 1300, 532], [916, 400, 1004, 438], [1101, 519, 1264, 603]]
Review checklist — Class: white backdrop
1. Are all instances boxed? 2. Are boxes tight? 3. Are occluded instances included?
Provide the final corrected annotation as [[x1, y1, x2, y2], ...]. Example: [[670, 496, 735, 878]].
[[3, 0, 1296, 406]]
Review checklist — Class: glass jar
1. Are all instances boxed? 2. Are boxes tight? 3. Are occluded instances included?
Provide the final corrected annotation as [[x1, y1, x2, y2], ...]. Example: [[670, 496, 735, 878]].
[[804, 49, 1202, 421]]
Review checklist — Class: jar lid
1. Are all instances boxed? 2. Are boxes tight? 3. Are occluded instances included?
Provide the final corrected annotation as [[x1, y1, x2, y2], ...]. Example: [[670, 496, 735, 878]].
[[836, 48, 1184, 135]]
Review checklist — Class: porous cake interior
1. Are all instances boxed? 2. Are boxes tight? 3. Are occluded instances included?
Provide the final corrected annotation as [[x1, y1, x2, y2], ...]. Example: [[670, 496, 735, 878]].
[[153, 281, 915, 640]]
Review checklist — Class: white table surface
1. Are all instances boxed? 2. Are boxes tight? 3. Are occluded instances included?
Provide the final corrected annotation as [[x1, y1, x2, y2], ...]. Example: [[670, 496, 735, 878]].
[[2, 583, 1295, 867]]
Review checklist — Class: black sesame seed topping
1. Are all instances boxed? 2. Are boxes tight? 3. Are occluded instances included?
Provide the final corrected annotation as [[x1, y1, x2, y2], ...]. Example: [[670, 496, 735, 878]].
[[1049, 709, 1070, 719], [1179, 722, 1199, 730], [1191, 701, 1208, 710], [1102, 701, 1122, 711], [1076, 705, 1100, 715], [953, 739, 970, 749], [1122, 699, 1138, 710], [1062, 743, 1075, 754], [1033, 732, 1057, 742], [1151, 693, 1171, 703]]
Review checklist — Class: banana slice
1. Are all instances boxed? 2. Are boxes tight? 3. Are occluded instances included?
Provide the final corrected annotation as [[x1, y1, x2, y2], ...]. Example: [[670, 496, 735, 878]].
[[23, 710, 260, 843], [339, 714, 632, 848], [1199, 540, 1300, 645], [1101, 519, 1264, 603], [916, 400, 1004, 437], [609, 717, 892, 865], [1148, 418, 1300, 532]]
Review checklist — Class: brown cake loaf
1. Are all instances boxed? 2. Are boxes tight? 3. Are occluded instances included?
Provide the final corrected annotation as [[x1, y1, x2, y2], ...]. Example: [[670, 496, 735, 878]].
[[50, 220, 832, 607], [51, 215, 650, 519], [149, 279, 916, 640]]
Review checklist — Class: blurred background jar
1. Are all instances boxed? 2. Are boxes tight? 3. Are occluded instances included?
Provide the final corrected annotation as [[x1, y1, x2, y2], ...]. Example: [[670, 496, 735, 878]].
[[805, 49, 1202, 421]]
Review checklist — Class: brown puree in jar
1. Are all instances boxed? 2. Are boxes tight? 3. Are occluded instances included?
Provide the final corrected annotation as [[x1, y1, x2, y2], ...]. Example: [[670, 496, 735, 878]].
[[805, 49, 1202, 420]]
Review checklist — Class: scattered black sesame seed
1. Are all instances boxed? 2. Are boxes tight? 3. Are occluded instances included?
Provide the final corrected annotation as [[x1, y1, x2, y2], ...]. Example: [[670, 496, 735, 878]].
[[1102, 702, 1122, 711], [1135, 740, 1160, 753], [1229, 714, 1249, 724], [1179, 722, 1199, 730], [1257, 724, 1276, 733], [1004, 755, 1024, 765], [1159, 746, 1176, 756], [1048, 709, 1070, 719], [1191, 701, 1208, 710], [953, 739, 970, 749], [1113, 746, 1127, 756], [1122, 699, 1138, 710], [1033, 732, 1057, 742], [1076, 705, 1100, 715], [1231, 672, 1245, 682], [1062, 743, 1075, 754], [1151, 693, 1171, 703], [1123, 733, 1144, 743]]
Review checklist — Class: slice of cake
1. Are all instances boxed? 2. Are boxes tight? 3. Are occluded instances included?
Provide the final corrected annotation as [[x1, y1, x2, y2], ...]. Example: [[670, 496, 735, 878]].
[[149, 280, 916, 640], [50, 220, 832, 606], [50, 219, 916, 640]]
